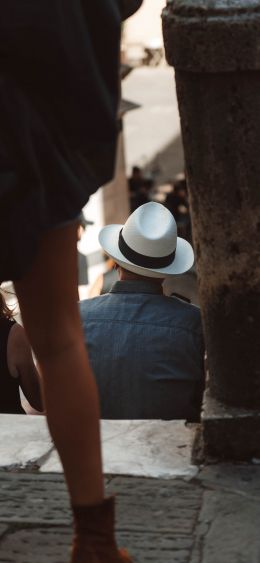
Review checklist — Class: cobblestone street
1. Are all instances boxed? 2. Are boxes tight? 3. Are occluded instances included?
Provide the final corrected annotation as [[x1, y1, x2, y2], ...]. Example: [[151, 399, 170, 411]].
[[1, 464, 260, 562], [0, 472, 202, 563]]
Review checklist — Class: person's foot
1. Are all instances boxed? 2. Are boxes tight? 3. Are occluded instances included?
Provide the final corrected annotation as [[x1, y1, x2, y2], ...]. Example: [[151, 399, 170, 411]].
[[118, 548, 133, 562], [71, 497, 133, 563]]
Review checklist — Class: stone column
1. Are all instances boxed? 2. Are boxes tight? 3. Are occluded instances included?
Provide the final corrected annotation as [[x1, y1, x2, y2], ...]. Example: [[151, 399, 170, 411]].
[[162, 1, 260, 438], [102, 127, 130, 226]]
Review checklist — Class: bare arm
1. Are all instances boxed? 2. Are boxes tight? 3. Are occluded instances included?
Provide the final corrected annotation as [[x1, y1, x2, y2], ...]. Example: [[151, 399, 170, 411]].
[[7, 323, 43, 412]]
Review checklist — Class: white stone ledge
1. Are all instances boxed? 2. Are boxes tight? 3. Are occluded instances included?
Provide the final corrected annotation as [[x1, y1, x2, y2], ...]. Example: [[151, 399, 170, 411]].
[[0, 415, 198, 479]]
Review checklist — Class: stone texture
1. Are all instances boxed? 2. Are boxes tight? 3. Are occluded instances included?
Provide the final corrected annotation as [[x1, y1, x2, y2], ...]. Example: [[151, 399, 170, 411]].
[[0, 528, 71, 563], [0, 528, 193, 563], [197, 490, 260, 563], [0, 525, 8, 539], [190, 463, 260, 563], [40, 419, 198, 479], [0, 473, 203, 563], [162, 0, 260, 72], [107, 477, 202, 533], [199, 462, 260, 496], [1, 465, 260, 562], [0, 415, 198, 479], [175, 67, 260, 409], [201, 391, 260, 459], [162, 0, 260, 410], [0, 473, 71, 525], [0, 414, 52, 469]]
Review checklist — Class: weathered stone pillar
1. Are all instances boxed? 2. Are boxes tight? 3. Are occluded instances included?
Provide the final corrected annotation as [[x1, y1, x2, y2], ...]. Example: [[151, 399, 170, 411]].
[[162, 0, 260, 457]]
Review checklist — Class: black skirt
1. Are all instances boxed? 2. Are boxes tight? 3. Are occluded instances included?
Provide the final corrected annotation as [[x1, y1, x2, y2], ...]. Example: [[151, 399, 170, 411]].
[[0, 1, 122, 282]]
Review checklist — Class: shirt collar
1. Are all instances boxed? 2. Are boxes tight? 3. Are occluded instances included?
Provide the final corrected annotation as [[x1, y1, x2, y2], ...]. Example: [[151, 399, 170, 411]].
[[109, 280, 163, 295]]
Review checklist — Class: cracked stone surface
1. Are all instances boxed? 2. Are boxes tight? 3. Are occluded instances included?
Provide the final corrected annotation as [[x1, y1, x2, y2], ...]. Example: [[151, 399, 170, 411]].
[[1, 414, 260, 562], [1, 465, 260, 561], [0, 415, 52, 469], [0, 415, 198, 479], [191, 464, 260, 563], [0, 473, 202, 563], [42, 420, 198, 478]]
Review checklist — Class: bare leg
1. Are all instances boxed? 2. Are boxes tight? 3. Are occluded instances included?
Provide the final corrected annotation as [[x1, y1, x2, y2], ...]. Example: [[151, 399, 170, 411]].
[[14, 223, 104, 505]]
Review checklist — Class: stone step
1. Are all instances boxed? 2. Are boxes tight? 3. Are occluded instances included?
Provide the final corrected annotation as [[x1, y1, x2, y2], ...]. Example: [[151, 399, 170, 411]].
[[0, 414, 198, 479]]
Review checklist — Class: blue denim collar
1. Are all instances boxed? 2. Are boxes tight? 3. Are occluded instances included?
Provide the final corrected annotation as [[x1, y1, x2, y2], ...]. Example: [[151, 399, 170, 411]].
[[109, 280, 163, 295]]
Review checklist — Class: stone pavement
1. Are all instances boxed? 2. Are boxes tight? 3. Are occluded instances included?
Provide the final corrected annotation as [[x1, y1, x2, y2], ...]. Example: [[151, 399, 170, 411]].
[[0, 472, 202, 563], [1, 464, 260, 563], [1, 415, 260, 563]]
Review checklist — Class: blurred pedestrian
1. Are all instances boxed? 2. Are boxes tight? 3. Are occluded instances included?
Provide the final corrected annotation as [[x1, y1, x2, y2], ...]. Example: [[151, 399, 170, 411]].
[[77, 212, 95, 300], [88, 257, 118, 298]]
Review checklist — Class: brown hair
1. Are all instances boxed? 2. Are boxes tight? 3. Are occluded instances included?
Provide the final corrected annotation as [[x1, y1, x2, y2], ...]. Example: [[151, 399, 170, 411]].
[[0, 289, 14, 320]]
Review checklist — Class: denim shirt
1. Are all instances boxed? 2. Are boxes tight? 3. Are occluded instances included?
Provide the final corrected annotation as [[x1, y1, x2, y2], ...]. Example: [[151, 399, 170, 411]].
[[80, 280, 205, 420]]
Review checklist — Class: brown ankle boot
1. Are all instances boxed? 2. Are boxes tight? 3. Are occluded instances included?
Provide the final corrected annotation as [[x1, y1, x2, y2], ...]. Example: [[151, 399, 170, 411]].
[[71, 497, 133, 563]]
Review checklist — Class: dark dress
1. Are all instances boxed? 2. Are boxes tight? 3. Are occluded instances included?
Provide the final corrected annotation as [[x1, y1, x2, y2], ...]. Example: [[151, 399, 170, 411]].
[[0, 318, 25, 414], [0, 1, 123, 282]]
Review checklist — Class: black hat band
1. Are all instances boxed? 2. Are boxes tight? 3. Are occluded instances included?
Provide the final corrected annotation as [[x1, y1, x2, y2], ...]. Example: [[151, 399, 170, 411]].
[[118, 229, 175, 269]]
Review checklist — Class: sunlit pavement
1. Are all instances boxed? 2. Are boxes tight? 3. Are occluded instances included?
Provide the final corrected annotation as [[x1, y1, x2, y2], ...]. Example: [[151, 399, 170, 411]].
[[122, 65, 184, 179]]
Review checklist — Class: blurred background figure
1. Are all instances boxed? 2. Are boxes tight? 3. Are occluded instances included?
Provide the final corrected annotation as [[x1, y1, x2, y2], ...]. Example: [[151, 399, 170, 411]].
[[164, 173, 191, 243], [0, 288, 43, 414], [88, 257, 118, 298], [121, 0, 166, 67], [142, 37, 164, 67], [77, 213, 94, 300], [128, 165, 154, 211]]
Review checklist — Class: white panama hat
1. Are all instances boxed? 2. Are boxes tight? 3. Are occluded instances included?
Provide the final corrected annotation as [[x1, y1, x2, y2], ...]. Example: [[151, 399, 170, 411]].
[[99, 202, 194, 278]]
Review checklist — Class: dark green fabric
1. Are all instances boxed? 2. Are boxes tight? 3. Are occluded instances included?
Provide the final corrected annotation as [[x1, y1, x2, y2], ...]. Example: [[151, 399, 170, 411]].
[[0, 1, 121, 281]]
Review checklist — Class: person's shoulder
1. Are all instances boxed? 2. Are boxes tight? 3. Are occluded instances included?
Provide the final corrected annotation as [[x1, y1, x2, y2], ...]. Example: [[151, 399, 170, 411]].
[[164, 295, 203, 330], [79, 294, 110, 316], [170, 294, 201, 315]]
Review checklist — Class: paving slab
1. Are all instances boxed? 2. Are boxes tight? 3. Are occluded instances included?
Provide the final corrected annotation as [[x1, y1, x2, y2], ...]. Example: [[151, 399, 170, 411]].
[[199, 462, 260, 498], [190, 463, 260, 563], [0, 473, 203, 563], [0, 527, 71, 563], [107, 477, 202, 534], [0, 415, 197, 479], [0, 525, 8, 539], [0, 415, 52, 469], [2, 416, 260, 563], [193, 489, 260, 563], [42, 420, 198, 478], [0, 473, 71, 525]]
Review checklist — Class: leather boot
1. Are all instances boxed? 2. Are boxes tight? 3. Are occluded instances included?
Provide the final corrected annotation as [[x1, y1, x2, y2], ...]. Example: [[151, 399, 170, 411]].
[[71, 496, 133, 563]]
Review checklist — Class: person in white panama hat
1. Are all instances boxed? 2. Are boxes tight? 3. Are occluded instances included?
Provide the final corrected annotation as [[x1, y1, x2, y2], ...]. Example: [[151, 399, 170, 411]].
[[80, 202, 205, 421]]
